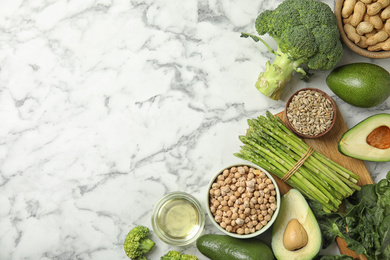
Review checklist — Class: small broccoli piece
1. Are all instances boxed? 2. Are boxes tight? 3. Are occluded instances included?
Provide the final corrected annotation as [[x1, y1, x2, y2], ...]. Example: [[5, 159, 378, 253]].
[[241, 0, 343, 100], [160, 250, 198, 260], [124, 225, 155, 260]]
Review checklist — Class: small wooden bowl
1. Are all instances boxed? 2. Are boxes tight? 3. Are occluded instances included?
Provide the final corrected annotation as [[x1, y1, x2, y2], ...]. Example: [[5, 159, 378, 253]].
[[284, 88, 337, 139], [334, 0, 390, 59]]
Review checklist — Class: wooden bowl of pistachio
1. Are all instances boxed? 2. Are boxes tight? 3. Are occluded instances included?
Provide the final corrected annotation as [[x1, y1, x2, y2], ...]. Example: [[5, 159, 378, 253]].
[[284, 88, 337, 139]]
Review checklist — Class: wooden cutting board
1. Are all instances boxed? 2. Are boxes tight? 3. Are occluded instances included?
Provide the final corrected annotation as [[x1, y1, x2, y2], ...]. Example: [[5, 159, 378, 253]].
[[274, 107, 373, 260]]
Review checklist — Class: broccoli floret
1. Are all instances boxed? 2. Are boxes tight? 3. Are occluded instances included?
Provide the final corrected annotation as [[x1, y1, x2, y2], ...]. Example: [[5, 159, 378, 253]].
[[241, 0, 343, 100], [160, 250, 198, 260], [124, 225, 155, 260]]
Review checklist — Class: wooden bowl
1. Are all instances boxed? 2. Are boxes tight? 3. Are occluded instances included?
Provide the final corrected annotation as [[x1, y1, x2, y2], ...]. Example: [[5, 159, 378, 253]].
[[284, 88, 337, 139], [334, 0, 390, 59]]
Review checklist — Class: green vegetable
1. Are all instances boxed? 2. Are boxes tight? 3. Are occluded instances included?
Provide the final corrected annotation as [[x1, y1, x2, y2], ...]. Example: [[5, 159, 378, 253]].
[[314, 255, 353, 260], [241, 0, 343, 100], [234, 111, 360, 212], [272, 189, 321, 260], [326, 63, 390, 108], [160, 250, 198, 260], [309, 172, 390, 260], [338, 113, 390, 162], [124, 225, 155, 260], [196, 234, 274, 260]]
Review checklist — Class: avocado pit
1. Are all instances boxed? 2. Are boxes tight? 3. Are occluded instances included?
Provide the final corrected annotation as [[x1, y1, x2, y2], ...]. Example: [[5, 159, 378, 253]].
[[366, 125, 390, 150], [283, 219, 308, 251]]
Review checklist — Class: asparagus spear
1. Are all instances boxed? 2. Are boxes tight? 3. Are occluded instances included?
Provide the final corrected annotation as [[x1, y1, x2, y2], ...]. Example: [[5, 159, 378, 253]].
[[234, 111, 360, 212]]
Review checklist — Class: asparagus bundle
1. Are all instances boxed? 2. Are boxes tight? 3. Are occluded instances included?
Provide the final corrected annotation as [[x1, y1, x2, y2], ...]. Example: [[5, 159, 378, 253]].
[[234, 111, 361, 212]]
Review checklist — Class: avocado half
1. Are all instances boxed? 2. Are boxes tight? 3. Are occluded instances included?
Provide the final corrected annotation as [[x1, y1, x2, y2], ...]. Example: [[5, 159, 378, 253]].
[[338, 114, 390, 162], [271, 189, 322, 260]]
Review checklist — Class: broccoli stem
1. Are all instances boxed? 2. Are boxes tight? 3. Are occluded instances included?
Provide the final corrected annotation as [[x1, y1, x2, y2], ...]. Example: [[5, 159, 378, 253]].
[[255, 47, 304, 100]]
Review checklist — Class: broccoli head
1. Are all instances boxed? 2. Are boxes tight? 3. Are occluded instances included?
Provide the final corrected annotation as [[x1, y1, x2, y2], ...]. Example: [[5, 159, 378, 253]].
[[160, 250, 198, 260], [124, 225, 155, 260], [241, 0, 343, 100]]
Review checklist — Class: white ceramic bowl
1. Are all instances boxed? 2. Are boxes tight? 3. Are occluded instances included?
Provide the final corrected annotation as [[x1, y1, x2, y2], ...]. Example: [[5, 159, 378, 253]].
[[206, 163, 281, 239]]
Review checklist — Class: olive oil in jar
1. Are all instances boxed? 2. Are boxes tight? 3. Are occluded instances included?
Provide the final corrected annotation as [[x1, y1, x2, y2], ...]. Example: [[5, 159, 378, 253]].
[[151, 192, 205, 246], [157, 198, 200, 239]]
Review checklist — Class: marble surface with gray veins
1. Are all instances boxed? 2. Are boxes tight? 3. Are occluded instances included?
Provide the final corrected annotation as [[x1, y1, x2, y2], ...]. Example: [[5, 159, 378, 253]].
[[1, 0, 389, 259]]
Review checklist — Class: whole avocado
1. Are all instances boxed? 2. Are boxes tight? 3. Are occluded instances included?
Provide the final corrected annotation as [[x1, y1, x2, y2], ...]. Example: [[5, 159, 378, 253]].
[[326, 63, 390, 108], [196, 234, 274, 260]]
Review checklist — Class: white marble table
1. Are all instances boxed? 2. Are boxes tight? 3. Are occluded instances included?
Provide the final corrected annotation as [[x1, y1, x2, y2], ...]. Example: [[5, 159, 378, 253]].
[[1, 0, 389, 259]]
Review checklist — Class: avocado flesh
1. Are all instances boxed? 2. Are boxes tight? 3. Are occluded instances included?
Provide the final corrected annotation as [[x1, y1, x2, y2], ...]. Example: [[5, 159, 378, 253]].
[[338, 114, 390, 162], [271, 189, 321, 260]]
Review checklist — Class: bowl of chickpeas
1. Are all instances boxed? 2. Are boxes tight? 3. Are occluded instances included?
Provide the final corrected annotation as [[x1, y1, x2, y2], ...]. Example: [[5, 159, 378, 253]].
[[335, 0, 390, 58], [206, 163, 281, 238]]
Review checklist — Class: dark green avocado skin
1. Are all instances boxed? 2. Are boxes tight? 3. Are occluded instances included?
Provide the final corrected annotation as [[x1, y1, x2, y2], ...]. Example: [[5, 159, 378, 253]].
[[196, 234, 275, 260], [326, 63, 390, 108]]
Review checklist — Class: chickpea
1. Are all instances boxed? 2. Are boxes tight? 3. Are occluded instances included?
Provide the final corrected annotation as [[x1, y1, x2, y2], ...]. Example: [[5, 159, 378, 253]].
[[236, 218, 244, 226], [225, 177, 232, 184], [236, 228, 244, 235], [226, 225, 233, 232], [237, 167, 245, 175], [232, 212, 238, 220], [247, 221, 254, 228], [246, 187, 255, 193], [250, 197, 257, 205], [264, 215, 272, 221], [256, 223, 264, 230]]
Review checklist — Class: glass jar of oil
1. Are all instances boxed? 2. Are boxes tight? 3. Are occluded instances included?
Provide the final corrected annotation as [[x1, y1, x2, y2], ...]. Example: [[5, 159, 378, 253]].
[[151, 191, 205, 246]]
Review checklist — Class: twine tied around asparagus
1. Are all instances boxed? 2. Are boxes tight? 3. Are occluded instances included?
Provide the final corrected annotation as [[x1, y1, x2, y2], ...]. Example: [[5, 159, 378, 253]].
[[281, 146, 314, 182]]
